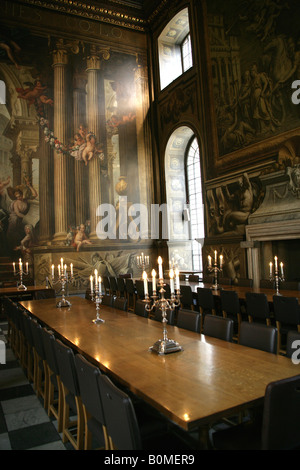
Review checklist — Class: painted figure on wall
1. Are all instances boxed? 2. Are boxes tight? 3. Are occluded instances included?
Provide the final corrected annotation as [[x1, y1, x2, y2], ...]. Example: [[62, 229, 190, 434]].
[[208, 0, 300, 156]]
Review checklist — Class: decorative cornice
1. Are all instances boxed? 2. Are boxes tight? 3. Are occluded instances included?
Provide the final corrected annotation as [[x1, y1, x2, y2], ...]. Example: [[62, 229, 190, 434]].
[[13, 0, 148, 31]]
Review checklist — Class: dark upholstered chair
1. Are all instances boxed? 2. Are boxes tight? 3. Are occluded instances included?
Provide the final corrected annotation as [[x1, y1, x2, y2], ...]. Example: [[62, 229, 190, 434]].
[[286, 330, 300, 359], [280, 281, 300, 291], [273, 295, 300, 352], [188, 274, 199, 282], [176, 309, 200, 333], [218, 277, 232, 286], [52, 338, 84, 450], [102, 276, 110, 295], [239, 321, 277, 354], [151, 308, 175, 326], [212, 374, 300, 450], [101, 294, 114, 307], [196, 287, 217, 331], [246, 292, 271, 325], [236, 278, 253, 287], [220, 290, 242, 340], [116, 277, 126, 298], [109, 277, 118, 296], [180, 285, 195, 310], [259, 279, 275, 289], [75, 354, 108, 450], [203, 314, 234, 342], [113, 296, 128, 311], [125, 278, 136, 312], [35, 289, 56, 299], [134, 299, 148, 317]]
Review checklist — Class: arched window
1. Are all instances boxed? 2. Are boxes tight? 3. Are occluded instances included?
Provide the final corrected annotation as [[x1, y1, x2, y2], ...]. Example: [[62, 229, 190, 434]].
[[186, 137, 205, 271]]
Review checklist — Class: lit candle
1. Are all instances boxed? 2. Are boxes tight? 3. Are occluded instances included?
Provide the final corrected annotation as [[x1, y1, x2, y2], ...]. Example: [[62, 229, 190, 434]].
[[98, 276, 102, 294], [58, 264, 61, 277], [175, 268, 180, 290], [51, 264, 54, 279], [142, 271, 148, 296], [214, 250, 217, 264], [208, 255, 212, 267], [158, 256, 163, 279], [26, 262, 28, 274], [70, 263, 73, 277], [64, 264, 67, 277], [269, 262, 273, 276], [274, 256, 278, 271], [90, 275, 93, 293], [169, 268, 174, 294], [60, 258, 64, 272], [152, 269, 156, 292], [94, 269, 98, 289], [19, 258, 22, 271], [219, 255, 223, 268], [13, 262, 16, 273], [280, 262, 284, 278]]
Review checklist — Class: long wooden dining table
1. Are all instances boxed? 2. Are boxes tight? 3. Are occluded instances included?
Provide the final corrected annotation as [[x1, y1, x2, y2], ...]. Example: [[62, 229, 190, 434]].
[[19, 295, 300, 441]]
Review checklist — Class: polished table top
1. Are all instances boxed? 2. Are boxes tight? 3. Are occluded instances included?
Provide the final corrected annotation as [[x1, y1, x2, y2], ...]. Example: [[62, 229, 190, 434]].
[[0, 285, 51, 296], [19, 296, 299, 432]]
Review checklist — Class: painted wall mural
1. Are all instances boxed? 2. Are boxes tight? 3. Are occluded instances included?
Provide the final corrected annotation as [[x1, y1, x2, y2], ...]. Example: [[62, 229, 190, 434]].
[[0, 19, 148, 284], [207, 0, 300, 158]]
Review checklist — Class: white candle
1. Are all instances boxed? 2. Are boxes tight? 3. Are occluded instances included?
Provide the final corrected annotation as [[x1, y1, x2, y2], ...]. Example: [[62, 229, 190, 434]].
[[152, 269, 156, 292], [13, 262, 16, 273], [269, 262, 273, 276], [208, 255, 212, 267], [19, 258, 22, 271], [219, 255, 223, 268], [98, 276, 102, 294], [64, 264, 67, 277], [175, 268, 180, 290], [26, 262, 28, 274], [58, 264, 61, 277], [70, 263, 73, 277], [142, 271, 148, 296], [51, 264, 54, 279], [90, 275, 93, 293], [214, 250, 217, 264], [274, 256, 278, 271], [60, 258, 64, 272], [158, 256, 163, 279], [169, 268, 174, 293], [280, 262, 284, 278], [94, 269, 98, 289]]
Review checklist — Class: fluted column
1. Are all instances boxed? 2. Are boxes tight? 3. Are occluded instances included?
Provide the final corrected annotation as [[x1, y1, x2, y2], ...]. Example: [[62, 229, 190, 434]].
[[52, 45, 69, 243], [38, 124, 53, 242], [86, 51, 102, 240], [134, 55, 153, 210], [73, 73, 88, 226]]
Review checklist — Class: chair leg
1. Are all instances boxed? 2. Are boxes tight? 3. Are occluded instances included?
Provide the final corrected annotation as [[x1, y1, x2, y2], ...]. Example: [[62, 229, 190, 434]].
[[61, 384, 84, 450]]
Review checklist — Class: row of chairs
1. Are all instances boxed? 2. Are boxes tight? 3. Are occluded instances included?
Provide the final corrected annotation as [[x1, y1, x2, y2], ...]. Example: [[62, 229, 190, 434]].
[[3, 296, 197, 450]]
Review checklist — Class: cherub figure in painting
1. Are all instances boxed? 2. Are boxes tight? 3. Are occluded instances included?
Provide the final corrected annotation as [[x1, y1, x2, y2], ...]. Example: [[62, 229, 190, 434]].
[[74, 224, 92, 252]]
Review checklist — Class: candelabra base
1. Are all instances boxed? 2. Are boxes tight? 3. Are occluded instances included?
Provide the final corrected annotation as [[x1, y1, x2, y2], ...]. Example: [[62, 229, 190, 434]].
[[56, 298, 72, 308], [210, 284, 221, 291], [17, 284, 27, 291], [149, 338, 182, 355], [92, 317, 105, 324]]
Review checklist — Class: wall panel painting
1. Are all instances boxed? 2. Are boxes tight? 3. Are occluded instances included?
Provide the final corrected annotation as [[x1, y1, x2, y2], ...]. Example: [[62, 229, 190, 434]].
[[0, 21, 144, 281], [207, 0, 300, 167]]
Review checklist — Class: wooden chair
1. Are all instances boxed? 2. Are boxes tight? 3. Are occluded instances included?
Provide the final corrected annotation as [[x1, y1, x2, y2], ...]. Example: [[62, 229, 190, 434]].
[[220, 289, 242, 340], [177, 309, 201, 333], [273, 295, 300, 353], [134, 299, 148, 318], [246, 292, 271, 326], [196, 287, 217, 331], [116, 277, 126, 298], [113, 296, 128, 311], [180, 285, 195, 310], [125, 278, 136, 312]]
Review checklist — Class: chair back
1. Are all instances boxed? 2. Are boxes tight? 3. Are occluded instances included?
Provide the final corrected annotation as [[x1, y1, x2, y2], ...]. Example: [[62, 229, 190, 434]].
[[259, 279, 275, 289], [40, 327, 60, 375], [75, 354, 105, 425], [203, 314, 234, 342], [177, 309, 200, 333], [113, 297, 128, 311], [117, 277, 126, 297], [30, 319, 46, 360], [98, 374, 142, 450], [180, 285, 194, 309], [188, 274, 199, 282], [236, 278, 253, 287], [219, 277, 232, 286], [135, 280, 145, 299], [35, 289, 56, 300], [273, 295, 300, 325], [239, 322, 277, 354], [246, 292, 270, 322], [102, 295, 114, 307], [109, 277, 118, 295], [134, 299, 148, 317], [197, 287, 216, 313], [220, 290, 240, 315], [286, 331, 300, 359], [125, 278, 135, 294], [152, 308, 175, 326], [280, 281, 300, 291], [53, 338, 80, 396], [102, 276, 110, 294], [261, 375, 300, 450]]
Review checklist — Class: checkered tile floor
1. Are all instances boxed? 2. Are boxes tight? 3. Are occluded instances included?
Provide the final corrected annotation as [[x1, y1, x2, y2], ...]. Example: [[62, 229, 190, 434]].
[[0, 320, 71, 450]]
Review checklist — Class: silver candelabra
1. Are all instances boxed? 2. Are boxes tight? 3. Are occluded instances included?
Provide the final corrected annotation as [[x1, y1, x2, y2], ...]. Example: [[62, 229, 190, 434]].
[[137, 252, 150, 275], [51, 258, 74, 308], [207, 250, 223, 290], [144, 257, 182, 355], [90, 270, 105, 324], [13, 259, 29, 291], [269, 256, 285, 296]]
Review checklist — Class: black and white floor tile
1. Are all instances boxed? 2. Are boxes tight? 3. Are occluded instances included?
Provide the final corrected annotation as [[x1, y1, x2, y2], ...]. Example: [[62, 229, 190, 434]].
[[0, 320, 70, 450]]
